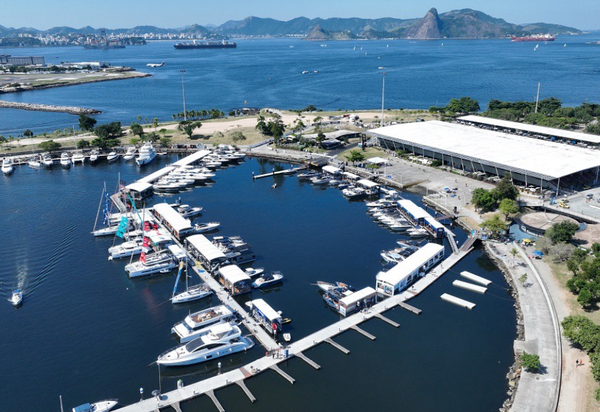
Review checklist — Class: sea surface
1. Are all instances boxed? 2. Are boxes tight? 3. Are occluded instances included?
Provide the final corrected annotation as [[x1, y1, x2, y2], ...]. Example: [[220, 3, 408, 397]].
[[0, 156, 516, 411], [1, 34, 600, 135]]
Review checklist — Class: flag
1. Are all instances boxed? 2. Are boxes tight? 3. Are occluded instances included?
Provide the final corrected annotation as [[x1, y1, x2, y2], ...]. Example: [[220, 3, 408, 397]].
[[140, 252, 146, 263], [142, 236, 150, 247]]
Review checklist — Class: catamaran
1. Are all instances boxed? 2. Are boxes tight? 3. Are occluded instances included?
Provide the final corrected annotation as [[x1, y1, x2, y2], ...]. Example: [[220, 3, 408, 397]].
[[89, 150, 99, 163], [125, 252, 176, 278]]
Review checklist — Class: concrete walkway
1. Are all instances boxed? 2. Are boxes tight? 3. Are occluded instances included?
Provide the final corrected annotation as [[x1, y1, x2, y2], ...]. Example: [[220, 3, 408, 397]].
[[488, 242, 561, 412]]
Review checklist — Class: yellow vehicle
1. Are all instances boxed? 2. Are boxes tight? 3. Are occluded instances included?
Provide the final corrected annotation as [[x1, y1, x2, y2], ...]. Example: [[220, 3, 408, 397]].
[[558, 202, 570, 209]]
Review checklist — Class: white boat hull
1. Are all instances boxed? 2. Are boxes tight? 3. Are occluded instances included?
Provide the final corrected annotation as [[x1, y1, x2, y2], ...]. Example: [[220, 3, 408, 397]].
[[172, 286, 213, 304], [158, 337, 253, 366]]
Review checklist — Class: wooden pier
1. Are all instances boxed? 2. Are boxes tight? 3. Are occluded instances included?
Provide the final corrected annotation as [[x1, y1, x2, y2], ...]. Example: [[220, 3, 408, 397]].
[[114, 242, 475, 412], [252, 166, 305, 180]]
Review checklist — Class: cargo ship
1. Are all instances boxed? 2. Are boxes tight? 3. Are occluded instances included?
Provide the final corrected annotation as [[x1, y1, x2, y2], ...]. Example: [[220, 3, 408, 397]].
[[174, 40, 237, 49], [510, 34, 556, 42]]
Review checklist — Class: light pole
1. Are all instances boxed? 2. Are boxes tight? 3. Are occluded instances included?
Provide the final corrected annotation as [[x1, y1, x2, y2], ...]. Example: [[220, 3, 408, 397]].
[[180, 69, 187, 121], [380, 72, 386, 127]]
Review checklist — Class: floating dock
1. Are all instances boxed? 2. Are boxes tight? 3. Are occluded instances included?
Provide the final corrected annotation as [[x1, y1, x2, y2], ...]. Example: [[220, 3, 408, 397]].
[[460, 271, 491, 286], [252, 166, 305, 179], [453, 280, 487, 294], [441, 293, 476, 309]]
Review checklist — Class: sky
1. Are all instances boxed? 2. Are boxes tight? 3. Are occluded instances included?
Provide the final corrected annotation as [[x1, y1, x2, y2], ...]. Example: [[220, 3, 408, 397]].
[[2, 0, 598, 30]]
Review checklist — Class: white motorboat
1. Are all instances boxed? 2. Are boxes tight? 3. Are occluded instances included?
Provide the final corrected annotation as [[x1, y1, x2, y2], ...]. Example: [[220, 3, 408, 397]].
[[27, 156, 43, 169], [92, 226, 118, 237], [106, 151, 120, 163], [89, 150, 99, 163], [72, 399, 119, 412], [297, 170, 319, 180], [283, 333, 292, 342], [316, 281, 337, 292], [2, 158, 14, 174], [177, 204, 203, 218], [136, 143, 157, 166], [42, 154, 54, 167], [193, 222, 220, 234], [125, 252, 176, 278], [60, 153, 72, 168], [158, 323, 253, 366], [171, 261, 213, 304], [123, 147, 136, 161], [244, 267, 264, 278], [72, 151, 85, 164], [380, 249, 406, 264], [407, 227, 429, 238], [252, 271, 284, 289], [154, 181, 180, 192], [108, 239, 144, 260], [172, 305, 235, 343], [342, 186, 366, 198], [310, 176, 329, 185], [11, 289, 23, 307]]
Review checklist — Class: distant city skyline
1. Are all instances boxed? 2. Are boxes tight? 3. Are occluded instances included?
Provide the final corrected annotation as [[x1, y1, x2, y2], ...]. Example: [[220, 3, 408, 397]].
[[2, 0, 597, 30]]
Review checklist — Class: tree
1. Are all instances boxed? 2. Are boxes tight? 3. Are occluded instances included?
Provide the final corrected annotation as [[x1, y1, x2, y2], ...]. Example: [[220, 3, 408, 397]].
[[92, 122, 122, 149], [76, 139, 90, 149], [159, 137, 172, 147], [492, 174, 519, 201], [78, 114, 97, 132], [577, 287, 594, 307], [316, 130, 326, 147], [520, 352, 541, 372], [480, 215, 508, 238], [535, 236, 553, 255], [39, 140, 61, 152], [519, 273, 528, 284], [445, 97, 480, 114], [255, 115, 269, 135], [130, 122, 144, 138], [499, 198, 519, 220], [23, 129, 33, 138], [472, 188, 497, 212], [510, 248, 519, 266], [346, 149, 365, 163], [302, 104, 317, 112], [546, 221, 579, 243], [314, 116, 323, 124], [268, 116, 286, 143], [230, 130, 246, 143], [152, 118, 159, 132], [178, 121, 201, 139], [129, 137, 141, 146], [551, 243, 575, 263], [562, 315, 600, 353]]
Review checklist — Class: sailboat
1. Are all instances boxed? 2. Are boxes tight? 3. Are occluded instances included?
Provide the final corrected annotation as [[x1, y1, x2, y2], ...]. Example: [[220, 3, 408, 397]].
[[91, 182, 118, 236], [171, 260, 213, 304]]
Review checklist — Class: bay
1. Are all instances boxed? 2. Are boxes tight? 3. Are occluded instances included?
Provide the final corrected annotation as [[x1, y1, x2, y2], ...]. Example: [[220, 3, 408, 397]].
[[1, 34, 600, 135], [0, 156, 515, 411]]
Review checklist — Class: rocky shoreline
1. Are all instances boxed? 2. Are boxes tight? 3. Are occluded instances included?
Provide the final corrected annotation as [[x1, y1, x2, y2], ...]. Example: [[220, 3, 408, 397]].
[[0, 100, 101, 115]]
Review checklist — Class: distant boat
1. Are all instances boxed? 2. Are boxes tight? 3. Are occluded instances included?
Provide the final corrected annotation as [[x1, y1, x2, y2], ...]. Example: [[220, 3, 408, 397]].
[[11, 289, 23, 307], [71, 399, 119, 412], [174, 40, 236, 49], [302, 70, 309, 74], [252, 271, 284, 289], [106, 151, 120, 163], [146, 61, 165, 67], [2, 157, 14, 175], [511, 34, 555, 42], [60, 152, 71, 168]]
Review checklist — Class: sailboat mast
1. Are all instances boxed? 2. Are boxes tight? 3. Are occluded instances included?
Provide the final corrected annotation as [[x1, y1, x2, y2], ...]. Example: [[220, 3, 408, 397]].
[[92, 182, 106, 232], [535, 82, 541, 113], [59, 395, 64, 412]]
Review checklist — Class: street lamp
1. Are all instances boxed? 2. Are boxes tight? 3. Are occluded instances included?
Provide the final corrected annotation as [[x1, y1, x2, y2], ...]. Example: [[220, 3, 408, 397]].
[[180, 69, 187, 121]]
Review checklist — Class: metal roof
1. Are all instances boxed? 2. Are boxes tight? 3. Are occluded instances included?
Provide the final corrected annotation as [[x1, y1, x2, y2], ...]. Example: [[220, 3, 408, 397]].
[[153, 203, 192, 233], [218, 265, 250, 284], [322, 165, 342, 174], [250, 298, 281, 322], [357, 179, 379, 188], [339, 287, 376, 306], [398, 199, 430, 220], [376, 243, 444, 286], [458, 115, 600, 145], [138, 166, 175, 184], [370, 121, 600, 180], [126, 182, 153, 192], [186, 234, 226, 262]]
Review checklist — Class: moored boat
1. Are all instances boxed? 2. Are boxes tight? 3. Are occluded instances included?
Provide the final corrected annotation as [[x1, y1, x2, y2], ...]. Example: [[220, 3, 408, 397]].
[[2, 157, 14, 174], [27, 155, 43, 169], [60, 152, 72, 168], [72, 399, 119, 412], [192, 222, 220, 234], [125, 252, 176, 278], [72, 151, 85, 164], [136, 143, 157, 166], [106, 151, 120, 163], [89, 150, 99, 163], [244, 267, 264, 278], [123, 147, 136, 161], [172, 304, 235, 343], [252, 271, 284, 288]]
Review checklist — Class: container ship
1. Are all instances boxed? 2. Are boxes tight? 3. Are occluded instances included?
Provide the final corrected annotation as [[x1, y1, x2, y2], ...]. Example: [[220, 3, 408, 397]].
[[510, 34, 556, 42], [174, 40, 237, 49]]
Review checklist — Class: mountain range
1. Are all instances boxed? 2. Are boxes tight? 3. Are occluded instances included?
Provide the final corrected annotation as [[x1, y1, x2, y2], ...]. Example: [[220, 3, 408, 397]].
[[0, 8, 582, 40]]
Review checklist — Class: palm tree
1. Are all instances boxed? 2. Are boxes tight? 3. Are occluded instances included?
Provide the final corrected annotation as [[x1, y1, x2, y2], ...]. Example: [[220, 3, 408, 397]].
[[510, 248, 519, 267]]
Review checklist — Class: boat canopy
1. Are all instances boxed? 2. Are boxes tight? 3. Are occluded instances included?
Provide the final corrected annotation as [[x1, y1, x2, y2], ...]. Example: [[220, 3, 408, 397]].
[[187, 234, 226, 263], [339, 287, 376, 307], [357, 179, 379, 189], [138, 166, 175, 184], [249, 299, 281, 322], [376, 243, 444, 287], [73, 404, 93, 412], [126, 182, 153, 193], [172, 150, 211, 167], [218, 264, 251, 284], [397, 199, 429, 220], [167, 244, 186, 260], [153, 203, 193, 234], [322, 165, 342, 175]]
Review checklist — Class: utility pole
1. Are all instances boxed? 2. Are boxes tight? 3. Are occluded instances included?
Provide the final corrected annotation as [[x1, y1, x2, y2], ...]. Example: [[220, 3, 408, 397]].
[[380, 72, 387, 127], [180, 69, 187, 121]]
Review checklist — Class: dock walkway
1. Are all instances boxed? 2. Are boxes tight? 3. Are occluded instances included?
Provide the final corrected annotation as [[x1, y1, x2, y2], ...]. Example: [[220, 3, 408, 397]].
[[115, 244, 475, 412]]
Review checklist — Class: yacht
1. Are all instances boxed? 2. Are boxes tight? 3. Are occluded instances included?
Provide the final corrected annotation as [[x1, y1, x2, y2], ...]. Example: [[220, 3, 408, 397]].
[[252, 271, 283, 288], [1, 158, 14, 175], [297, 170, 319, 180], [192, 222, 220, 234], [89, 150, 99, 163], [380, 249, 406, 264], [172, 284, 213, 304], [172, 305, 235, 343], [244, 267, 264, 278], [72, 399, 119, 412], [60, 152, 72, 168], [42, 154, 54, 167], [316, 281, 337, 292], [407, 227, 429, 238], [72, 151, 85, 164], [106, 151, 120, 163], [177, 204, 203, 219], [108, 239, 144, 260], [27, 156, 43, 169], [158, 323, 253, 366], [310, 175, 329, 185], [125, 252, 176, 278], [92, 226, 118, 237], [11, 289, 23, 307], [136, 143, 157, 166], [123, 147, 136, 161], [342, 186, 366, 198]]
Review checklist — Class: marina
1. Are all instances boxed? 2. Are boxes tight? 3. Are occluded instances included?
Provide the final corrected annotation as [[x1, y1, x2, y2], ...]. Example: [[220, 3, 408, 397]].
[[0, 153, 516, 412]]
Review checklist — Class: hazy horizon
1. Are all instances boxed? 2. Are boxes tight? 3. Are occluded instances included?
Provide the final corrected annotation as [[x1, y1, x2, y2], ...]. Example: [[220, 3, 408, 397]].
[[1, 1, 597, 31]]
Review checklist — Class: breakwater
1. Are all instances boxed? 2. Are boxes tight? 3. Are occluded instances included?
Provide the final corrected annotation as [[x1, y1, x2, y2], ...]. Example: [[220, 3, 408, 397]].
[[0, 100, 101, 115]]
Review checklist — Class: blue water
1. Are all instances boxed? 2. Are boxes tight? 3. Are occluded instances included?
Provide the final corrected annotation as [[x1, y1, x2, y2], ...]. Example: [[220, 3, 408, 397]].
[[0, 157, 515, 411], [1, 34, 600, 135]]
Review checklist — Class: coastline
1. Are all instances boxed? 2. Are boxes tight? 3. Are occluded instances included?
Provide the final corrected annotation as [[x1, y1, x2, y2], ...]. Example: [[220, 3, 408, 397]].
[[0, 100, 101, 115]]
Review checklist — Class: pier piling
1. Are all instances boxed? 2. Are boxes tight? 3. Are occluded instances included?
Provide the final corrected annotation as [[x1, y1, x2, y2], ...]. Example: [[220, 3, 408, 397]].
[[397, 302, 422, 315], [206, 390, 225, 412], [295, 352, 321, 370], [325, 338, 350, 354], [270, 365, 295, 384], [374, 313, 400, 328], [235, 381, 256, 403], [350, 325, 376, 341]]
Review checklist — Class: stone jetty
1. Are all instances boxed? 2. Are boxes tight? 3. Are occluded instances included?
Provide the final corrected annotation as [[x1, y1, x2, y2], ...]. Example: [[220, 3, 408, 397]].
[[0, 100, 101, 115]]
